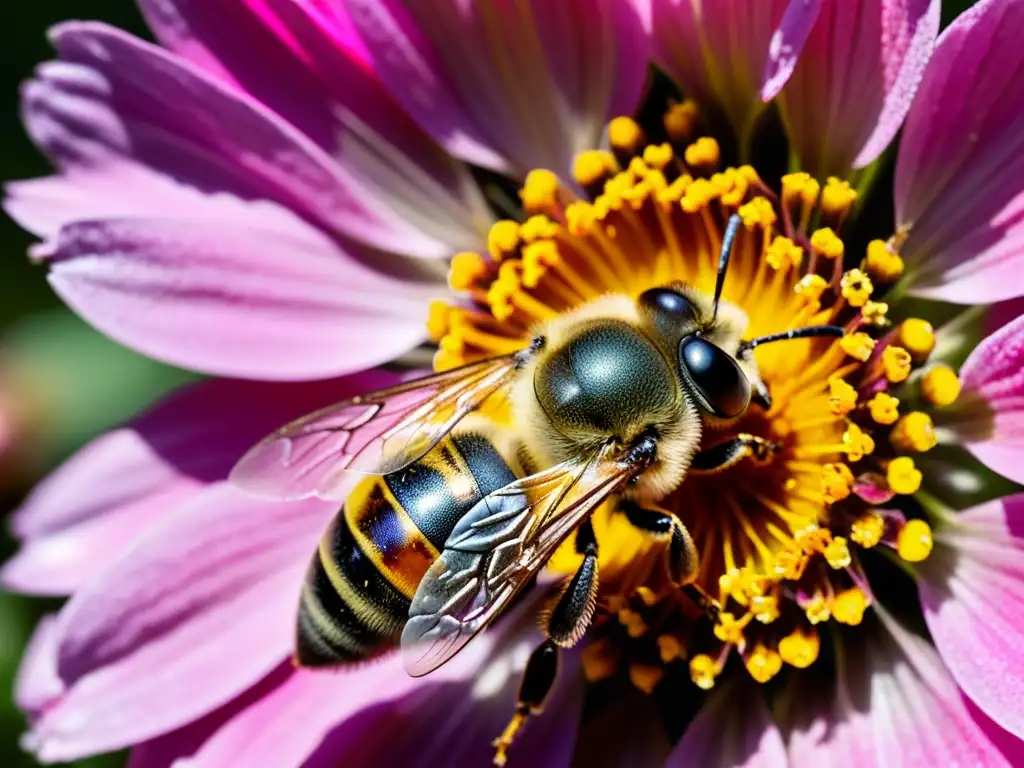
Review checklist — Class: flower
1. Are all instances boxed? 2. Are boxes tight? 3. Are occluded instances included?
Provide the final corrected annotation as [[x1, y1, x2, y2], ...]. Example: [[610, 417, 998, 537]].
[[5, 1, 1024, 767]]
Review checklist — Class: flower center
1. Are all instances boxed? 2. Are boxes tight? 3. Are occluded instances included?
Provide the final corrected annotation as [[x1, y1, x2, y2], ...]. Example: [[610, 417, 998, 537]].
[[429, 110, 959, 691]]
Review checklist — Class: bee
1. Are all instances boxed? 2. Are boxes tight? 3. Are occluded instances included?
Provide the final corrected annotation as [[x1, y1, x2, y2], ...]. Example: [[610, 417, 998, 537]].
[[230, 215, 844, 763]]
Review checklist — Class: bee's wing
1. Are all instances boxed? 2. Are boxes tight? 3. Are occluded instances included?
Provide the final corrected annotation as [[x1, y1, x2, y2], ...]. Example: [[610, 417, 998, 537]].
[[230, 354, 523, 501], [400, 442, 648, 677]]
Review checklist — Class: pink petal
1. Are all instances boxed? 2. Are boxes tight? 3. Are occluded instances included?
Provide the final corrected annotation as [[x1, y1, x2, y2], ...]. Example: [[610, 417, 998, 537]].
[[343, 0, 649, 177], [45, 214, 435, 380], [14, 615, 63, 717], [918, 494, 1024, 740], [17, 22, 453, 259], [137, 0, 490, 252], [761, 0, 823, 102], [1, 373, 395, 595], [28, 483, 337, 762], [653, 0, 791, 137], [895, 0, 1024, 303], [788, 609, 1020, 765], [668, 679, 786, 768], [772, 0, 940, 178], [954, 314, 1024, 484]]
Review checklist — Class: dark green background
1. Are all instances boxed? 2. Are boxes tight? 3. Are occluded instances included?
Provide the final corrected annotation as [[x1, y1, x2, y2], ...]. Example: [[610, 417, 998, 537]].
[[0, 1, 983, 766]]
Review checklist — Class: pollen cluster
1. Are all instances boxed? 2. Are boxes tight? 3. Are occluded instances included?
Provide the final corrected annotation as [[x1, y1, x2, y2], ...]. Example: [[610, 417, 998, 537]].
[[428, 107, 958, 692]]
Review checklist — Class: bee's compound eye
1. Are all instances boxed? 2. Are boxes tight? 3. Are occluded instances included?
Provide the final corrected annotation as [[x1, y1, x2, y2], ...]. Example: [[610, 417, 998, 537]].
[[679, 337, 751, 418], [639, 288, 698, 324]]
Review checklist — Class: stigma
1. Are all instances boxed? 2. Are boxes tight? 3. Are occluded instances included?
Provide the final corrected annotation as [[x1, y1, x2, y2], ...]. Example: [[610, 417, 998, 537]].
[[430, 107, 953, 691]]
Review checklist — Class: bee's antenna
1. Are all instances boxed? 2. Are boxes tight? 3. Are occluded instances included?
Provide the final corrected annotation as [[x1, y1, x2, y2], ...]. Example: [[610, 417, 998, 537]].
[[712, 213, 743, 324], [737, 325, 846, 357]]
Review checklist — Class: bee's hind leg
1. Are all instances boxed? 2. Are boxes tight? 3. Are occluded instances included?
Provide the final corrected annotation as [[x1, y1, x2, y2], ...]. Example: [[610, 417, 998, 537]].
[[493, 519, 599, 766], [689, 433, 781, 474]]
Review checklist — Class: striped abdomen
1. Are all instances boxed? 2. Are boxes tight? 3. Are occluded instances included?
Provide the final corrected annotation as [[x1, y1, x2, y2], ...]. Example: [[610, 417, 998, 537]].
[[296, 431, 517, 667]]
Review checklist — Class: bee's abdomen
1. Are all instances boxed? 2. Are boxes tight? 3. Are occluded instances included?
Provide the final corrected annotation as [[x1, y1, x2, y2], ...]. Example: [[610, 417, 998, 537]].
[[296, 433, 516, 668]]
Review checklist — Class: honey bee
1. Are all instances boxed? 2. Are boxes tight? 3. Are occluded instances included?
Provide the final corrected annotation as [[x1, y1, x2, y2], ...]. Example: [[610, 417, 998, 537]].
[[231, 215, 843, 763]]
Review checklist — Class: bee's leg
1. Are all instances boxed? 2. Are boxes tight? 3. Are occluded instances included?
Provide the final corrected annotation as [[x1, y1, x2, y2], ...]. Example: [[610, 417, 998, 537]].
[[493, 520, 597, 766], [622, 502, 698, 587], [689, 433, 781, 474]]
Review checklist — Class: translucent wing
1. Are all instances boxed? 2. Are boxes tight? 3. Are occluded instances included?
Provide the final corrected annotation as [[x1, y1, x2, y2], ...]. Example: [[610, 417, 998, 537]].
[[401, 440, 653, 676], [230, 353, 526, 501]]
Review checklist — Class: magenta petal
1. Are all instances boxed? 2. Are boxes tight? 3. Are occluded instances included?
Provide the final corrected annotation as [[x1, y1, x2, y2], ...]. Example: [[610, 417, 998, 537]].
[[27, 483, 336, 761], [344, 0, 649, 177], [668, 680, 786, 768], [653, 0, 791, 134], [774, 0, 940, 178], [46, 214, 434, 380], [896, 0, 1024, 302], [760, 0, 822, 102], [919, 495, 1024, 740], [137, 0, 490, 253], [14, 615, 63, 717], [955, 315, 1024, 484]]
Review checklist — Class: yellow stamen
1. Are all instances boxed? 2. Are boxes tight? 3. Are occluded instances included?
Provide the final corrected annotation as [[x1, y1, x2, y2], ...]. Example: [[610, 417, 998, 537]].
[[864, 239, 905, 283], [829, 377, 858, 416], [781, 172, 820, 226], [795, 274, 829, 305], [921, 364, 961, 407], [657, 634, 684, 663], [573, 150, 617, 188], [663, 100, 699, 142], [824, 536, 852, 569], [867, 392, 900, 425], [850, 511, 885, 548], [897, 519, 934, 562], [738, 197, 776, 229], [629, 663, 664, 694], [427, 300, 452, 342], [449, 251, 488, 291], [618, 608, 648, 638], [689, 654, 719, 690], [843, 422, 875, 461], [832, 587, 869, 625], [804, 593, 831, 624], [810, 227, 844, 260], [887, 456, 922, 495], [750, 593, 780, 624], [642, 143, 674, 170], [487, 219, 521, 261], [881, 345, 913, 383], [520, 169, 561, 214], [822, 462, 854, 503], [745, 644, 783, 683], [609, 116, 644, 154], [684, 137, 720, 172], [779, 628, 820, 668], [766, 236, 803, 271], [775, 549, 808, 580], [862, 300, 889, 326], [820, 177, 857, 222], [840, 332, 876, 362], [840, 269, 873, 307], [713, 612, 750, 644], [891, 411, 938, 452], [898, 318, 936, 363]]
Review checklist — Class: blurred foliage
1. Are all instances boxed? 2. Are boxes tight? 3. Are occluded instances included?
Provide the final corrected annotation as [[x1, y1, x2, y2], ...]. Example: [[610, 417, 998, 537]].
[[0, 0, 985, 766]]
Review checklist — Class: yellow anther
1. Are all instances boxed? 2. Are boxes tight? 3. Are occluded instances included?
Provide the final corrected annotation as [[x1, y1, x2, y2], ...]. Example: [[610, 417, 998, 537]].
[[581, 638, 619, 682], [609, 116, 644, 153], [738, 197, 776, 229], [829, 378, 858, 416], [921, 364, 961, 407], [663, 100, 699, 142], [850, 511, 885, 548], [634, 585, 659, 606], [658, 174, 691, 205], [804, 593, 832, 624], [684, 136, 720, 171], [448, 251, 488, 291], [824, 536, 852, 569], [689, 654, 719, 690], [832, 586, 869, 625], [628, 663, 664, 695], [820, 177, 857, 221], [775, 548, 808, 580], [898, 318, 936, 363], [520, 169, 561, 214], [887, 456, 922, 495], [657, 634, 685, 663], [521, 241, 561, 287], [882, 345, 913, 383], [864, 239, 905, 283], [781, 172, 820, 210], [810, 227, 845, 260], [713, 612, 750, 645], [822, 462, 854, 504], [519, 214, 559, 243], [840, 332, 876, 362], [680, 177, 718, 212], [426, 300, 452, 342], [642, 142, 674, 170], [891, 411, 938, 453], [487, 220, 520, 261], [718, 567, 742, 599], [779, 628, 820, 669], [840, 269, 874, 307], [795, 525, 832, 555], [897, 518, 934, 562], [565, 201, 596, 236], [862, 300, 890, 326], [868, 392, 900, 425], [843, 422, 876, 461], [750, 594, 780, 624], [618, 609, 648, 638], [795, 274, 829, 305], [573, 149, 617, 188], [715, 168, 751, 206], [766, 236, 803, 271], [745, 644, 783, 683]]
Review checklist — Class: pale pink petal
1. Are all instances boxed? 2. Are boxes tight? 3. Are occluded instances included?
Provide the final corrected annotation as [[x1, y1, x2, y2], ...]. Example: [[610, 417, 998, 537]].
[[1, 373, 395, 595], [668, 679, 786, 768], [896, 0, 1024, 303], [14, 615, 63, 717], [27, 483, 338, 762], [952, 314, 1024, 484], [344, 0, 649, 177], [788, 609, 1021, 765], [45, 214, 436, 380], [761, 0, 822, 101], [17, 22, 453, 259], [919, 494, 1024, 740], [653, 0, 791, 137], [137, 0, 490, 252], [773, 0, 940, 178]]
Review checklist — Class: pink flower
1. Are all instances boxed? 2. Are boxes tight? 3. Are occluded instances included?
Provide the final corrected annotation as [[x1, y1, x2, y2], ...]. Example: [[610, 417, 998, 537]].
[[5, 0, 1024, 766]]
